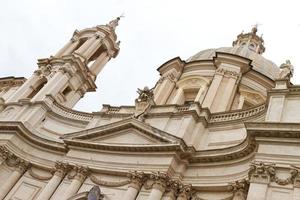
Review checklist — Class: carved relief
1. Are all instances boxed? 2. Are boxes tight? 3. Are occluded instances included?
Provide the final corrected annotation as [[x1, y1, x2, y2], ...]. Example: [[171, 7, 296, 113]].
[[68, 165, 89, 182], [248, 162, 275, 183], [249, 162, 299, 186], [54, 161, 70, 178], [229, 179, 249, 200]]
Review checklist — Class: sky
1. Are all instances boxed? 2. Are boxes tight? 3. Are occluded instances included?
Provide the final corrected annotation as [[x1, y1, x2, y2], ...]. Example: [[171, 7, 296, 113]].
[[0, 0, 299, 112]]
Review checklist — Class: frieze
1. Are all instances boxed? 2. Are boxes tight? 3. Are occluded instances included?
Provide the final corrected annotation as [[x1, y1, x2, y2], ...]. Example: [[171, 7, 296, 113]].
[[249, 162, 300, 186]]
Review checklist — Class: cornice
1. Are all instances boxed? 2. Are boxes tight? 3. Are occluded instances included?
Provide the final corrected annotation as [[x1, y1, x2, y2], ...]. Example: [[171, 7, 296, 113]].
[[0, 76, 26, 90], [189, 137, 256, 164], [0, 121, 67, 153], [63, 139, 184, 152]]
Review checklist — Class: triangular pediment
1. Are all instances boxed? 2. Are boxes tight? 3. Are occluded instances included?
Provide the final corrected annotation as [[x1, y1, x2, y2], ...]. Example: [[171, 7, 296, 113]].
[[62, 118, 182, 146], [88, 128, 162, 145]]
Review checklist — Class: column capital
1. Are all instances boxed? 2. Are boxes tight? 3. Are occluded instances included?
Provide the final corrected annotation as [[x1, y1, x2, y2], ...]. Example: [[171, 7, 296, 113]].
[[73, 165, 89, 182], [54, 161, 70, 178], [149, 172, 170, 192], [0, 146, 11, 161], [177, 183, 192, 200], [128, 171, 145, 190], [15, 158, 30, 173], [229, 179, 249, 200], [248, 162, 275, 184]]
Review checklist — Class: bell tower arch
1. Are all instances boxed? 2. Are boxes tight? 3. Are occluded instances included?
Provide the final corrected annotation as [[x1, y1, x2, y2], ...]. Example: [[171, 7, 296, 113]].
[[6, 17, 121, 108]]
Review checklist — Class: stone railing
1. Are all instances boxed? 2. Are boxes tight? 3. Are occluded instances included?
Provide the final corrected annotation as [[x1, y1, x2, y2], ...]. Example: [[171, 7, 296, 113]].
[[176, 104, 190, 112], [51, 101, 93, 122], [209, 104, 266, 123], [106, 106, 121, 114]]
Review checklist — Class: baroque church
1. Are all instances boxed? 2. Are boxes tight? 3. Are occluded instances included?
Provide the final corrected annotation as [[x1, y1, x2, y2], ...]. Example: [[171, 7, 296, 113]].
[[0, 17, 298, 200]]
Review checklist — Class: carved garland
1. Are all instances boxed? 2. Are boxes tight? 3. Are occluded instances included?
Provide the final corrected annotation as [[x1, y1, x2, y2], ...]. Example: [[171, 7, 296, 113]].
[[249, 161, 300, 186]]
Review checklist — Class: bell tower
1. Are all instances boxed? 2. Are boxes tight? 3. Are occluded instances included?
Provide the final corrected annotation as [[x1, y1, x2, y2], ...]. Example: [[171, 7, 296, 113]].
[[6, 17, 121, 108]]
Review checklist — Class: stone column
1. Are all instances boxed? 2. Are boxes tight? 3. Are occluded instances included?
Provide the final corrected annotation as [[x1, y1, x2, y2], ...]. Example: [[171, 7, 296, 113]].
[[55, 35, 81, 57], [64, 89, 84, 108], [154, 74, 176, 105], [195, 85, 207, 104], [36, 162, 69, 200], [148, 172, 168, 200], [293, 177, 300, 200], [81, 34, 102, 61], [0, 159, 29, 199], [124, 171, 145, 200], [55, 40, 73, 57], [75, 36, 98, 56], [6, 73, 40, 102], [32, 67, 70, 101], [216, 71, 240, 112], [171, 88, 184, 104], [62, 166, 89, 200], [237, 95, 245, 109], [89, 52, 110, 76], [247, 162, 274, 200], [202, 71, 223, 109]]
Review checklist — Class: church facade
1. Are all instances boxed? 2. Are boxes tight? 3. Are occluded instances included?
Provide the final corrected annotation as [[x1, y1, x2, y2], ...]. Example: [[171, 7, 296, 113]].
[[0, 18, 299, 200]]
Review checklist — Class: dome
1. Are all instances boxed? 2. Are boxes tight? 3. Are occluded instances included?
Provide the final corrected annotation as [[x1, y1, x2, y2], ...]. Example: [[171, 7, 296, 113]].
[[187, 45, 280, 80]]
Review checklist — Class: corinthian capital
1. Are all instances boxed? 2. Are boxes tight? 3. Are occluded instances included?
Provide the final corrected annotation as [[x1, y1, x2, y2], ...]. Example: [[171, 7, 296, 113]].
[[74, 165, 89, 182], [229, 179, 249, 200], [54, 161, 70, 178], [177, 184, 192, 200], [128, 171, 145, 189], [149, 172, 170, 192], [249, 162, 275, 183], [15, 158, 30, 173], [0, 146, 11, 161]]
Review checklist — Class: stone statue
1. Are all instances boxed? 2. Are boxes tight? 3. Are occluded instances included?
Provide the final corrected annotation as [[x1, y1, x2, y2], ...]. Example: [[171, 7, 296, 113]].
[[134, 86, 155, 121], [107, 16, 121, 30], [87, 185, 103, 200], [279, 60, 294, 79], [136, 86, 154, 103]]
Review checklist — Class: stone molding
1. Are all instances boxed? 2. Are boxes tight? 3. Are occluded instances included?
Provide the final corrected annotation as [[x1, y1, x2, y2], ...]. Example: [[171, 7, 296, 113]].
[[249, 162, 299, 186], [229, 179, 249, 200], [215, 68, 241, 79], [0, 77, 26, 91]]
